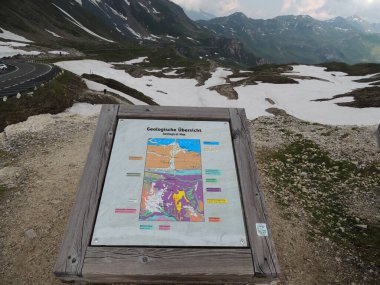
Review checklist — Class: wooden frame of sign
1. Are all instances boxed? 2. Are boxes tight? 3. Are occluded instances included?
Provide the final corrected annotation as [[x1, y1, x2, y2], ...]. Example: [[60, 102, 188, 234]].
[[54, 105, 279, 284]]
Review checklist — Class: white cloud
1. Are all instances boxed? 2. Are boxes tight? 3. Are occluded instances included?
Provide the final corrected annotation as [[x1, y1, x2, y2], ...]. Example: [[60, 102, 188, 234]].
[[219, 0, 240, 14], [171, 0, 200, 11], [281, 0, 333, 19], [281, 0, 295, 12]]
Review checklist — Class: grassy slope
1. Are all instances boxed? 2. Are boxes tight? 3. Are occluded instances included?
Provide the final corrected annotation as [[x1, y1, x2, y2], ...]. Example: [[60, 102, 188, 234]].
[[0, 71, 85, 132], [265, 137, 380, 266]]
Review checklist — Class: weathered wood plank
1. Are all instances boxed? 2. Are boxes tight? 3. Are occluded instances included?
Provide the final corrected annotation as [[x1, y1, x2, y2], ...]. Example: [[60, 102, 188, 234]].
[[54, 105, 119, 279], [229, 108, 280, 278], [118, 105, 230, 121], [82, 247, 254, 284]]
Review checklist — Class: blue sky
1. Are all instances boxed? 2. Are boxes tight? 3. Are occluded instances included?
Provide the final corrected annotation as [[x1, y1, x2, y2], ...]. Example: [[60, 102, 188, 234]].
[[172, 0, 380, 23]]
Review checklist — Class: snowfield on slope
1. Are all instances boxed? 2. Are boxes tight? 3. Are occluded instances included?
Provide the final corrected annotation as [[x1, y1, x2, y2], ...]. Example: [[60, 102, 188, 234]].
[[55, 60, 380, 125], [0, 45, 41, 58], [0, 26, 32, 42]]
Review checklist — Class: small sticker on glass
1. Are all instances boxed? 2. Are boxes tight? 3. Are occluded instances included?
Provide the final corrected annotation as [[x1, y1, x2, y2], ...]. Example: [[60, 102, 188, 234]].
[[256, 223, 268, 237]]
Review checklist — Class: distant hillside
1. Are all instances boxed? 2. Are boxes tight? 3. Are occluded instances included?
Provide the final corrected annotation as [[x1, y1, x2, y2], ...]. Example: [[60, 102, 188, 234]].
[[0, 0, 257, 66], [199, 13, 380, 64]]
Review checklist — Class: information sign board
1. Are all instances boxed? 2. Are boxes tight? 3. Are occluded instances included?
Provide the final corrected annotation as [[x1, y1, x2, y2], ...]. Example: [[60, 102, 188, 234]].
[[92, 119, 247, 247], [54, 105, 279, 285]]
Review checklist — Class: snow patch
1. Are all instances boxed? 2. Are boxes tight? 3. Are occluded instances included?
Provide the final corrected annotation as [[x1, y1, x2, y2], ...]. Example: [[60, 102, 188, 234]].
[[66, 103, 102, 116], [106, 4, 128, 21], [45, 29, 63, 38], [55, 60, 380, 126], [53, 4, 114, 43], [112, 56, 149, 65], [0, 45, 40, 58], [138, 2, 150, 13], [204, 68, 232, 88], [0, 26, 32, 43], [126, 26, 141, 38], [0, 41, 28, 47], [229, 77, 248, 82], [48, 50, 69, 55]]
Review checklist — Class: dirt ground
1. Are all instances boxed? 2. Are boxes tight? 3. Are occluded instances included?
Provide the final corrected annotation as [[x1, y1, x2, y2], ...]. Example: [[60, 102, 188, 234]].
[[0, 111, 378, 284], [0, 113, 97, 285]]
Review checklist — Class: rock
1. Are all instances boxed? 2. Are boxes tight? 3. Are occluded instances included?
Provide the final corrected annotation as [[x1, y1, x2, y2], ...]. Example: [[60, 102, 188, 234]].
[[4, 114, 56, 138], [25, 229, 37, 239], [0, 167, 24, 188], [355, 224, 368, 230]]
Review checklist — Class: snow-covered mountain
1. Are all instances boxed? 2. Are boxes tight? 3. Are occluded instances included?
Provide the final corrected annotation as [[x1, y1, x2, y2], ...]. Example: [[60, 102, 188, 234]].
[[0, 0, 202, 42], [1, 0, 380, 65], [0, 0, 257, 65], [345, 15, 380, 34], [199, 13, 380, 64]]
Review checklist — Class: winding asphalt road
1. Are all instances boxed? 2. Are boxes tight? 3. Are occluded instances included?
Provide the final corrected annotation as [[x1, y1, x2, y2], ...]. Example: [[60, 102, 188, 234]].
[[0, 60, 60, 98]]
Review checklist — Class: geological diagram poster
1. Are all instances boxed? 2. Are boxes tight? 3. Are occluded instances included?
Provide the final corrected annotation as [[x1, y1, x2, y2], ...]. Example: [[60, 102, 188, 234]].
[[92, 119, 247, 247], [140, 138, 205, 222]]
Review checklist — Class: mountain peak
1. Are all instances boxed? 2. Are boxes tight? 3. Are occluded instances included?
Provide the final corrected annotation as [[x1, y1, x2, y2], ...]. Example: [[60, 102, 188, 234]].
[[347, 15, 365, 23], [230, 12, 248, 19]]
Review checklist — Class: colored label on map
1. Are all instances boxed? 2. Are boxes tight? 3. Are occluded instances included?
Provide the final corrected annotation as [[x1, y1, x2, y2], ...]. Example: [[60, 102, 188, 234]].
[[127, 173, 141, 177], [139, 225, 153, 230], [207, 199, 228, 204], [203, 141, 220, 146], [208, 217, 221, 222], [205, 169, 221, 175], [159, 225, 171, 231], [139, 138, 204, 222], [206, 178, 218, 183], [115, 208, 136, 214], [204, 147, 219, 152], [206, 188, 222, 192], [129, 156, 143, 160]]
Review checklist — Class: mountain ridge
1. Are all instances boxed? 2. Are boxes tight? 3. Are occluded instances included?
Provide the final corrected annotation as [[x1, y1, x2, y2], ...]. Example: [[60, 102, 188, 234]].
[[1, 0, 379, 65], [199, 13, 380, 64]]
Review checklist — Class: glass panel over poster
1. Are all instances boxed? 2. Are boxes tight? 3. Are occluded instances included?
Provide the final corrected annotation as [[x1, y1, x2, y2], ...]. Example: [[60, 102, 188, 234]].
[[92, 119, 247, 247]]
